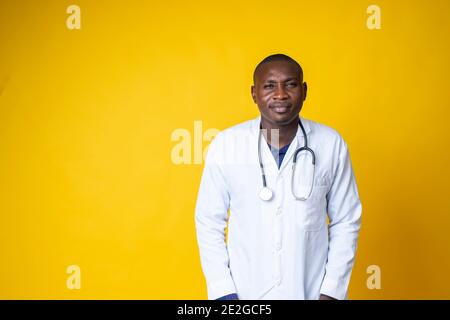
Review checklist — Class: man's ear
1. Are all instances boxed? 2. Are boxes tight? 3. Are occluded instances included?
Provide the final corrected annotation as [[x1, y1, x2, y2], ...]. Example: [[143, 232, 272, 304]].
[[303, 82, 308, 101], [251, 85, 257, 103]]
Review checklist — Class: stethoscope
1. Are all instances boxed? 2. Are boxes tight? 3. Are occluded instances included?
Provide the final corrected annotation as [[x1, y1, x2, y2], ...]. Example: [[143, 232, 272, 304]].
[[258, 118, 316, 201]]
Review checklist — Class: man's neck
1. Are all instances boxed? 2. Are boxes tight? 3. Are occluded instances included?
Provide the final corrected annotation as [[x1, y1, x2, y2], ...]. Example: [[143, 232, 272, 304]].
[[260, 116, 299, 149]]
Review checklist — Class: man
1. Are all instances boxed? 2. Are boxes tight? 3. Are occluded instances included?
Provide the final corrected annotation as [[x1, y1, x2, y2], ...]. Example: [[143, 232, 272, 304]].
[[195, 54, 362, 300]]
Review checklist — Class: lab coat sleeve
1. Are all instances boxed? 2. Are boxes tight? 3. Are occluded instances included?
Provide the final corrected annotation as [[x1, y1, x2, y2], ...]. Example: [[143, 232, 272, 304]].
[[194, 133, 237, 300], [320, 138, 362, 300]]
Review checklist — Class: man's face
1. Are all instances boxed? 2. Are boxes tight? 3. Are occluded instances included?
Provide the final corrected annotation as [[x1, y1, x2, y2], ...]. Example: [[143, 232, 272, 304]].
[[251, 60, 307, 126]]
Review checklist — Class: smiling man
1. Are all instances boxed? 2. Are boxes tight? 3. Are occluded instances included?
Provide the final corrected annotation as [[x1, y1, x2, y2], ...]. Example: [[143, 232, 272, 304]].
[[195, 54, 362, 300]]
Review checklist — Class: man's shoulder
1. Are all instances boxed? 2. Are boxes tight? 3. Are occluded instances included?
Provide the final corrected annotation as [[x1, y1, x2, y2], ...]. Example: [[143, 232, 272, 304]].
[[212, 116, 346, 147], [303, 117, 344, 143], [213, 117, 256, 143], [205, 117, 257, 159], [221, 117, 256, 135]]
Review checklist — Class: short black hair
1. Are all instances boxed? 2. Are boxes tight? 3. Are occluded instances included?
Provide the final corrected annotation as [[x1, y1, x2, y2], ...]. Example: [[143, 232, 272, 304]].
[[253, 53, 303, 83]]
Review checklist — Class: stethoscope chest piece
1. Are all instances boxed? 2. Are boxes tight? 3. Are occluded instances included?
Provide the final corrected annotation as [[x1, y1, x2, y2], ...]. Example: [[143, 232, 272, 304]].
[[259, 187, 273, 201]]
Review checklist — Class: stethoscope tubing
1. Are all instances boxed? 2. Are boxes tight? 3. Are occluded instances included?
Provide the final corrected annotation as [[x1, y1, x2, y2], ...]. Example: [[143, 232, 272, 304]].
[[258, 117, 316, 201]]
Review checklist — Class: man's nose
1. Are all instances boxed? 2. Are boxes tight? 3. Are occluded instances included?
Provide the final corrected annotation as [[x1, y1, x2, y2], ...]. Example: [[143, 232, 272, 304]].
[[273, 84, 288, 100]]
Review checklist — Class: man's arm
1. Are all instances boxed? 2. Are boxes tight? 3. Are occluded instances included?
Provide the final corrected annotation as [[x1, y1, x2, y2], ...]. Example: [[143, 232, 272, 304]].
[[195, 134, 238, 300], [320, 137, 362, 300]]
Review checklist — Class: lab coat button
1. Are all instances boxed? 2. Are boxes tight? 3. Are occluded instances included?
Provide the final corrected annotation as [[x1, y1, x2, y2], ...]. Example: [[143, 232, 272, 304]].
[[275, 242, 282, 250]]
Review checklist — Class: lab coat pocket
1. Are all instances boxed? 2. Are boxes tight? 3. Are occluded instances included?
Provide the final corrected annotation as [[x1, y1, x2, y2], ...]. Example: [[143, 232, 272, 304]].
[[294, 185, 328, 232]]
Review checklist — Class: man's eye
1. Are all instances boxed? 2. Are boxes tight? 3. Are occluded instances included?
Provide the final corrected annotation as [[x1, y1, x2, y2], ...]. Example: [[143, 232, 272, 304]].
[[264, 84, 274, 89], [287, 82, 297, 88]]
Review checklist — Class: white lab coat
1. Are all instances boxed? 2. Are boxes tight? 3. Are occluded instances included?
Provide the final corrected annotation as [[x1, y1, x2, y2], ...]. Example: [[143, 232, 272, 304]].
[[195, 115, 362, 300]]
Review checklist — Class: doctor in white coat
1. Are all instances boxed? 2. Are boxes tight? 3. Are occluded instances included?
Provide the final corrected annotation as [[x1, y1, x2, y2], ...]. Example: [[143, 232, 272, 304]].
[[195, 54, 362, 300]]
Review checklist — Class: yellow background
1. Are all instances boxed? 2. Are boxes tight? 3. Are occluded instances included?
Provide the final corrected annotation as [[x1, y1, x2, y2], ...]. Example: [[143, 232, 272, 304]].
[[1, 0, 449, 299]]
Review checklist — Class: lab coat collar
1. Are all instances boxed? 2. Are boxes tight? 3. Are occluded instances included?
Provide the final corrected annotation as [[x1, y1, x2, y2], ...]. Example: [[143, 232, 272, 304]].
[[252, 114, 312, 175], [251, 114, 311, 137]]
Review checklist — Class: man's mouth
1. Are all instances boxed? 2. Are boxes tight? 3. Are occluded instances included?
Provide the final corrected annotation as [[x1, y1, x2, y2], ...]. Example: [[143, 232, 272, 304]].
[[270, 104, 291, 113]]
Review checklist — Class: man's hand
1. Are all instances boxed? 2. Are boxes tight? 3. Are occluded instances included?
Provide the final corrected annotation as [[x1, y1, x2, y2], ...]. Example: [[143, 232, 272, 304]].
[[217, 293, 239, 300], [319, 294, 337, 300]]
